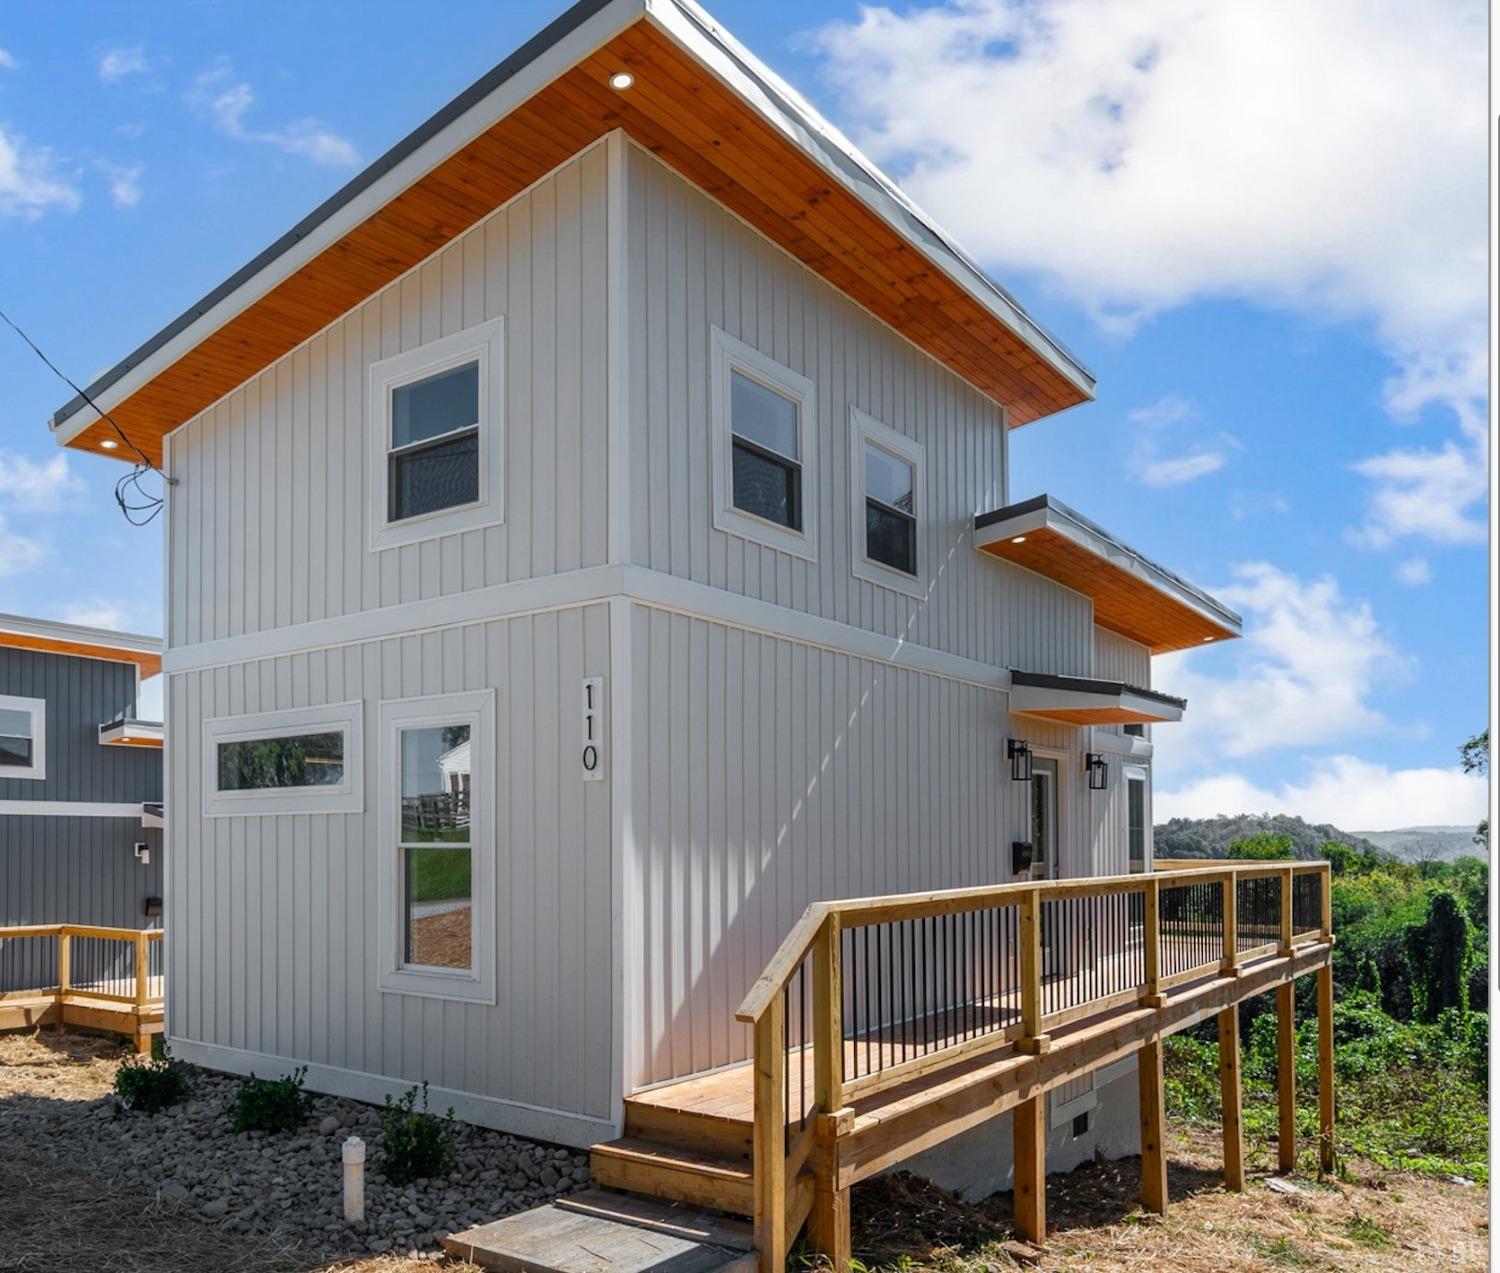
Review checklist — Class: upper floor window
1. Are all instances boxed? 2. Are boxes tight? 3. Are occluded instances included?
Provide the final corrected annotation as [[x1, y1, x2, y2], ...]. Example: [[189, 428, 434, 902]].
[[368, 318, 505, 553], [202, 702, 363, 816], [0, 694, 45, 781], [849, 407, 925, 597], [710, 326, 817, 560]]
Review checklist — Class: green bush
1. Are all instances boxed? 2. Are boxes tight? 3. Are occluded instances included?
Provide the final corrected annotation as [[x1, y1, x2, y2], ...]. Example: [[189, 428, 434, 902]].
[[230, 1066, 313, 1133], [1227, 833, 1295, 861], [379, 1082, 456, 1185], [114, 1053, 193, 1113]]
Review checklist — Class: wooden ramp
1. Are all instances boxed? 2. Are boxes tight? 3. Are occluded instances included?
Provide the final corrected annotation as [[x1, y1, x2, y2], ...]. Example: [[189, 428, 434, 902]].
[[444, 1190, 755, 1273]]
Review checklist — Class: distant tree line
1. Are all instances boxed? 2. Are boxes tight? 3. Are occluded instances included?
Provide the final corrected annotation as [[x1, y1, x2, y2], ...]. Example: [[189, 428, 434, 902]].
[[1155, 812, 1389, 863]]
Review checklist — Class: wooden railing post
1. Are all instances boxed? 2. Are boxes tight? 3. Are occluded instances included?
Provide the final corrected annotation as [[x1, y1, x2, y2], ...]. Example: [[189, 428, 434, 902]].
[[1017, 890, 1050, 1054], [1142, 877, 1163, 1007], [1319, 864, 1333, 941], [134, 930, 149, 1008], [753, 995, 787, 1273], [812, 915, 843, 1114], [1278, 866, 1295, 955], [1220, 871, 1239, 975], [57, 927, 70, 999]]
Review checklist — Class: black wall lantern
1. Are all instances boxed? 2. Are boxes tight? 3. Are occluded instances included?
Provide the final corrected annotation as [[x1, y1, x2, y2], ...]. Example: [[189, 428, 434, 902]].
[[1085, 751, 1108, 791], [1011, 840, 1035, 875], [1007, 738, 1033, 782]]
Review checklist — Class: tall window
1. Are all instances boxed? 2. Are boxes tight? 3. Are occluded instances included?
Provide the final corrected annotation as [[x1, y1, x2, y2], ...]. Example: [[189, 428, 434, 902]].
[[850, 407, 925, 596], [1127, 772, 1148, 873], [0, 694, 44, 780], [710, 327, 817, 560], [862, 440, 916, 575], [368, 318, 505, 553], [399, 724, 473, 971], [378, 689, 495, 1003], [388, 361, 480, 522], [730, 369, 803, 531]]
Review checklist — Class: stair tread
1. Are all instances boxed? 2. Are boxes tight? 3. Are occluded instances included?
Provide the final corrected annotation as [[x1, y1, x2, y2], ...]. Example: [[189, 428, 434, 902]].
[[591, 1136, 752, 1180]]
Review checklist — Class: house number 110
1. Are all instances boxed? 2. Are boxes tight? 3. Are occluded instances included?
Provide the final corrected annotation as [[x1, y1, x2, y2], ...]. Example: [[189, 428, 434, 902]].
[[581, 677, 605, 781]]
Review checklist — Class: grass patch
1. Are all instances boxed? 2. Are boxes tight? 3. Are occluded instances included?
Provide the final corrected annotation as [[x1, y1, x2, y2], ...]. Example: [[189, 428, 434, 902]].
[[1345, 1215, 1392, 1248], [406, 845, 472, 903]]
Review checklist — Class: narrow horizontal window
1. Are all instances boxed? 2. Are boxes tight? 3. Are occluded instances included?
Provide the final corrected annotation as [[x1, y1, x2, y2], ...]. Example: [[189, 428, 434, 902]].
[[202, 702, 363, 816], [400, 723, 473, 972], [388, 361, 481, 523], [217, 731, 345, 792], [730, 369, 802, 531]]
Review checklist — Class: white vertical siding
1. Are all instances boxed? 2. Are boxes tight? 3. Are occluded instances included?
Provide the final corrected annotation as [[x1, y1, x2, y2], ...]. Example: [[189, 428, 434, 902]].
[[625, 603, 1094, 1089], [623, 143, 1093, 677], [166, 604, 615, 1125], [166, 145, 611, 648], [1092, 628, 1150, 686]]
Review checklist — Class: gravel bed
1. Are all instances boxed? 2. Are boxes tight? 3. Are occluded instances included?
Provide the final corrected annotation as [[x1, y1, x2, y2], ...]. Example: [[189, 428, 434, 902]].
[[2, 1053, 591, 1264]]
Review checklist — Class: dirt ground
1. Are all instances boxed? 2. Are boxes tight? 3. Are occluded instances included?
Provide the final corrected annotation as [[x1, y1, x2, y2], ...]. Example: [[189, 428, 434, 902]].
[[1, 1029, 1489, 1272]]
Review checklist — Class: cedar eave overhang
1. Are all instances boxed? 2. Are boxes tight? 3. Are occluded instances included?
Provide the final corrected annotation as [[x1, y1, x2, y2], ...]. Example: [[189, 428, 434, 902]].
[[0, 613, 163, 677], [1009, 669, 1185, 726], [975, 495, 1242, 655], [98, 718, 166, 748], [49, 0, 1094, 465]]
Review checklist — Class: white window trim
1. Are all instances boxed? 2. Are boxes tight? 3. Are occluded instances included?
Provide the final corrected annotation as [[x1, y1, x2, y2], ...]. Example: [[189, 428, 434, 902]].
[[709, 325, 818, 562], [377, 689, 497, 1004], [367, 317, 505, 554], [202, 702, 363, 816], [0, 694, 45, 781], [849, 405, 926, 599]]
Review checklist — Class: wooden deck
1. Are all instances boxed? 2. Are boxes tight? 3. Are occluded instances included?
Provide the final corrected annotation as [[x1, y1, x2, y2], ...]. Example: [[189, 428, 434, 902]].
[[0, 925, 165, 1053], [588, 862, 1336, 1272]]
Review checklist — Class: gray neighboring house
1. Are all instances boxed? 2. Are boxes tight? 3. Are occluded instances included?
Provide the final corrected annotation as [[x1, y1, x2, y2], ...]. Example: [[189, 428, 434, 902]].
[[0, 614, 164, 992]]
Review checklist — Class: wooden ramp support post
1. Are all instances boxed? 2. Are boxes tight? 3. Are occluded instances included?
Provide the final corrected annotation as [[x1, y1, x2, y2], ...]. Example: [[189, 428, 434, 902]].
[[808, 917, 852, 1272], [1217, 1007, 1244, 1191], [1276, 982, 1296, 1172], [1138, 1036, 1168, 1216], [1017, 892, 1050, 1055], [1012, 1091, 1046, 1245], [753, 995, 786, 1273], [1317, 963, 1336, 1174]]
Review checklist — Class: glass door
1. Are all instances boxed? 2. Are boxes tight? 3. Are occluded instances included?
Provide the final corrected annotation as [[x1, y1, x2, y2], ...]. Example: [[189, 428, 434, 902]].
[[1030, 757, 1059, 880]]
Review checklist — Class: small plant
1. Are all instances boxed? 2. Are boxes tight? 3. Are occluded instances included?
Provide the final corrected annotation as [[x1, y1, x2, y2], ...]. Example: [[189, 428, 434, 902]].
[[114, 1052, 193, 1113], [230, 1066, 313, 1133], [378, 1081, 456, 1185]]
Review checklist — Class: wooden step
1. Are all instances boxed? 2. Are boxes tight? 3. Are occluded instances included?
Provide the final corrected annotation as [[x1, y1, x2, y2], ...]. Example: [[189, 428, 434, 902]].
[[624, 1098, 753, 1159], [445, 1190, 755, 1273], [589, 1136, 755, 1217]]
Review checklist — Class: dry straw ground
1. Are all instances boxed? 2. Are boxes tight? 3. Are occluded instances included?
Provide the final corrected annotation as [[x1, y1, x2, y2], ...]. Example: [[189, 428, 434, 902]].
[[1, 1029, 1489, 1273]]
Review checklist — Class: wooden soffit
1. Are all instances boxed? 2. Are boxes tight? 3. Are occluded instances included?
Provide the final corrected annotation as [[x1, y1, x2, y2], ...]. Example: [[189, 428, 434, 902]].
[[975, 496, 1242, 656], [52, 0, 1093, 465], [1009, 670, 1185, 726], [0, 617, 162, 678]]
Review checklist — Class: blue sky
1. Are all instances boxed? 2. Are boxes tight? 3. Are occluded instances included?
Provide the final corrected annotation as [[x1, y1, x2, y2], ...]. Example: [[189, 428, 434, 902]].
[[0, 0, 1488, 829]]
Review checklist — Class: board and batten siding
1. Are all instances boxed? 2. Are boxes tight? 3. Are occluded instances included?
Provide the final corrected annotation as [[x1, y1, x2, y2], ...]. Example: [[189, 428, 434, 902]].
[[625, 602, 1095, 1089], [0, 649, 160, 805], [165, 604, 614, 1132], [622, 142, 1093, 677], [165, 143, 610, 650]]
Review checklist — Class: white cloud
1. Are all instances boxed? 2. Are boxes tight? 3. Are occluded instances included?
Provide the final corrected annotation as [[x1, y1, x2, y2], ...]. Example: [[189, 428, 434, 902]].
[[1156, 756, 1488, 830], [96, 159, 143, 208], [57, 600, 133, 630], [1228, 490, 1291, 522], [809, 0, 1488, 543], [1394, 556, 1432, 586], [0, 512, 47, 576], [1125, 394, 1236, 487], [0, 126, 80, 218], [1348, 428, 1489, 548], [98, 46, 147, 83], [188, 63, 357, 166], [0, 48, 17, 70], [0, 451, 84, 512], [1154, 562, 1403, 769]]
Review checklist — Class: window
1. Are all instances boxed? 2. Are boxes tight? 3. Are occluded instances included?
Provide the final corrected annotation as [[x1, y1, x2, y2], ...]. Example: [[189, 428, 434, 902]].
[[1123, 723, 1146, 738], [849, 407, 925, 597], [1127, 768, 1148, 873], [0, 694, 44, 780], [368, 318, 505, 552], [710, 326, 817, 560], [378, 690, 495, 1003], [202, 702, 363, 815]]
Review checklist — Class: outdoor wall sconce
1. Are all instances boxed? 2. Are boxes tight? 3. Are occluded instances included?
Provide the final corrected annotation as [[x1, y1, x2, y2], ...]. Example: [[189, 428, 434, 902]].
[[1085, 751, 1108, 791], [1011, 840, 1035, 875], [1008, 738, 1033, 782]]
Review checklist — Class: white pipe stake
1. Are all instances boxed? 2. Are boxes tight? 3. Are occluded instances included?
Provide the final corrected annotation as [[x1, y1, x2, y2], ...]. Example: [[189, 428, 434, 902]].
[[342, 1135, 366, 1223]]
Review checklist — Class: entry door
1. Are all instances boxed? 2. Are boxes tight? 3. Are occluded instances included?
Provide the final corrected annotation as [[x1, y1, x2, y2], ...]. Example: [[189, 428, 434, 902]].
[[1030, 757, 1062, 975]]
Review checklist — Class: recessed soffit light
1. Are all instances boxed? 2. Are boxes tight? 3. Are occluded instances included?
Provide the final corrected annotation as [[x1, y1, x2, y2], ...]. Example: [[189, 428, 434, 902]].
[[609, 71, 635, 90], [1010, 535, 1027, 544], [100, 438, 119, 450]]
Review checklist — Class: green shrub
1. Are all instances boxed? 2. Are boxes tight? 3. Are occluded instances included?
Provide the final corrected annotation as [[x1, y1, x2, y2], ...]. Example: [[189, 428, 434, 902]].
[[114, 1053, 193, 1113], [378, 1082, 456, 1185], [230, 1066, 313, 1133]]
